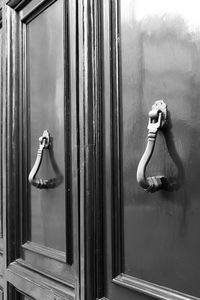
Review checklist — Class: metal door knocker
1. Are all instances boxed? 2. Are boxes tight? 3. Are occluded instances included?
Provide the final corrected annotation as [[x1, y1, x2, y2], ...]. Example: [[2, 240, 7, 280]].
[[28, 130, 63, 189], [136, 100, 172, 193]]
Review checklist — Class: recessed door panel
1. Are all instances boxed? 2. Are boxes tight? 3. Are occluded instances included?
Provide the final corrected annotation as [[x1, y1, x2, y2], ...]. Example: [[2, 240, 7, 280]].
[[0, 18, 2, 241], [104, 0, 200, 299], [27, 0, 65, 252], [10, 0, 74, 289], [121, 0, 200, 295], [5, 0, 78, 298]]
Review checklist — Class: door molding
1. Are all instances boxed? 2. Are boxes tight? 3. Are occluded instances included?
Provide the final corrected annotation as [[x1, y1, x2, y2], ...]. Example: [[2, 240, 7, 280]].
[[78, 0, 105, 299], [113, 274, 200, 300], [6, 0, 31, 11]]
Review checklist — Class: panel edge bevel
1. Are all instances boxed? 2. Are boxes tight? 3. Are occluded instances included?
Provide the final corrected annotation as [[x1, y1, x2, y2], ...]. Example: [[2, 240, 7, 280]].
[[113, 273, 200, 300]]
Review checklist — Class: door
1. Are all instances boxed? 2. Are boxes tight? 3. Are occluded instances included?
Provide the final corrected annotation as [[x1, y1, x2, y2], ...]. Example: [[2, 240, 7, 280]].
[[103, 0, 200, 299], [5, 0, 200, 299], [4, 0, 79, 299]]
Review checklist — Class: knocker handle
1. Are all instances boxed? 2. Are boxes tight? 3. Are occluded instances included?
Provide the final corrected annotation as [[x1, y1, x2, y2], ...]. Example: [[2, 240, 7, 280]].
[[136, 100, 169, 193], [28, 130, 63, 189]]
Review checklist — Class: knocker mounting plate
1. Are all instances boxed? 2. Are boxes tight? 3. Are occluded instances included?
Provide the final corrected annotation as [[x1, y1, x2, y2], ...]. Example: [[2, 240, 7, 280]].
[[149, 100, 167, 129], [39, 130, 50, 149]]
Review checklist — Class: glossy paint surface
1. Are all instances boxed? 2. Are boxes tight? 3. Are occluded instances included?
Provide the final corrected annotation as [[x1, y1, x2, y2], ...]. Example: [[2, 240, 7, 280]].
[[0, 26, 2, 239], [28, 0, 65, 251], [121, 0, 200, 296]]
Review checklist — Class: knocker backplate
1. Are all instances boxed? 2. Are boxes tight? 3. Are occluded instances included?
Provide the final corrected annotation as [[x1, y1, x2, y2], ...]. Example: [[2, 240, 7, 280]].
[[151, 100, 167, 128]]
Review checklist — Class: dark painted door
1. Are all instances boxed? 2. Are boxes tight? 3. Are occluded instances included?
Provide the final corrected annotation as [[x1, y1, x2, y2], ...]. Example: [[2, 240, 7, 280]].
[[103, 0, 200, 299]]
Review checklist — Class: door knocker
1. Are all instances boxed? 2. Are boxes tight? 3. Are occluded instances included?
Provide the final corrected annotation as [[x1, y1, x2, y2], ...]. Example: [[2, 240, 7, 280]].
[[28, 130, 63, 189], [136, 100, 173, 193]]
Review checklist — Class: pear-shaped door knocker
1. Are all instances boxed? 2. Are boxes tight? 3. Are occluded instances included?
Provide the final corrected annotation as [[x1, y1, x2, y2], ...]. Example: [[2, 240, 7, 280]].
[[136, 100, 172, 193], [28, 130, 63, 189]]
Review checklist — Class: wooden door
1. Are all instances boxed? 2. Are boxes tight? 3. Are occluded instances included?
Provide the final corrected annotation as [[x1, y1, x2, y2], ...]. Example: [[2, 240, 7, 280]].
[[5, 0, 200, 299], [103, 0, 200, 300], [3, 0, 79, 299]]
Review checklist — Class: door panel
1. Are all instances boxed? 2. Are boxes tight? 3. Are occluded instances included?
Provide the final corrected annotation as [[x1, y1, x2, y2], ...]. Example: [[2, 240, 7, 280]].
[[27, 0, 65, 252], [20, 0, 73, 278], [0, 12, 2, 242], [104, 0, 200, 299], [0, 16, 2, 244], [4, 0, 78, 298], [122, 0, 200, 295], [20, 0, 74, 281]]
